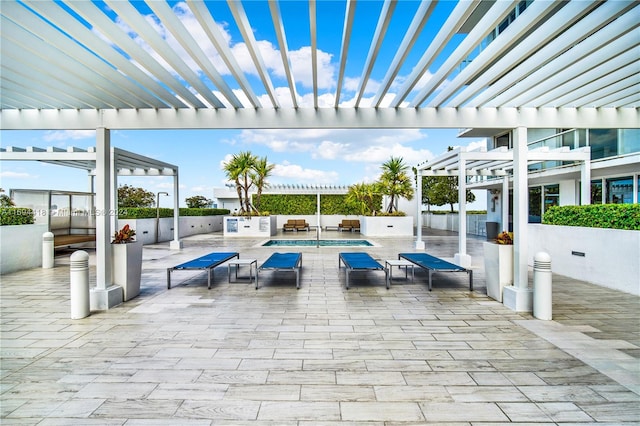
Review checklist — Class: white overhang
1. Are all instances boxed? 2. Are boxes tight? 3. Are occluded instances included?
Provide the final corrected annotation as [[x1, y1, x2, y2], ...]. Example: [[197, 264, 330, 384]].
[[0, 0, 637, 131], [0, 146, 179, 177], [417, 145, 591, 179]]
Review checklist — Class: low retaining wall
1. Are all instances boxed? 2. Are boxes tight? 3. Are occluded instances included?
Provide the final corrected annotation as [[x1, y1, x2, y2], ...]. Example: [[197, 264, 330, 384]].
[[118, 215, 225, 245], [528, 224, 639, 296], [0, 224, 48, 274], [360, 216, 413, 237]]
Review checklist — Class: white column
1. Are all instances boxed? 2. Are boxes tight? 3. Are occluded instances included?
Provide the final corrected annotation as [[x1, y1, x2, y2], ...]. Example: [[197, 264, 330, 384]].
[[110, 150, 118, 237], [170, 172, 183, 250], [502, 176, 509, 232], [415, 171, 425, 249], [95, 127, 111, 291], [503, 126, 533, 312], [455, 159, 471, 267], [90, 127, 123, 310], [580, 156, 591, 205]]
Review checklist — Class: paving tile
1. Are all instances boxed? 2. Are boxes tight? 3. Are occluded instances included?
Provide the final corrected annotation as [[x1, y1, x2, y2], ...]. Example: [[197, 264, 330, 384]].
[[1, 231, 638, 424]]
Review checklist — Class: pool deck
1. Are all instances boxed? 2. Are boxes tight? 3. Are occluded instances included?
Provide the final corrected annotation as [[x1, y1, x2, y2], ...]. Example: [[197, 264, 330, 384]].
[[1, 230, 639, 424]]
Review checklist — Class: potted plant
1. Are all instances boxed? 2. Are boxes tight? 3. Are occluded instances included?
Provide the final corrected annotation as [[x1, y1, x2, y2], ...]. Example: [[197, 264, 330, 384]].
[[483, 231, 514, 302], [111, 224, 142, 301]]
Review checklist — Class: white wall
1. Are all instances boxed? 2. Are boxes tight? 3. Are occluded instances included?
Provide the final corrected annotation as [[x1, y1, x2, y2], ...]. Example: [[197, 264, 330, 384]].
[[360, 216, 413, 236], [529, 224, 640, 296], [118, 215, 224, 245], [0, 224, 48, 274]]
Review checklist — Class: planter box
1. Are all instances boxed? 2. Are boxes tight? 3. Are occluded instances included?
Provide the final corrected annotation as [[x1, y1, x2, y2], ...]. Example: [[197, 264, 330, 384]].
[[528, 224, 639, 296], [0, 224, 49, 274], [483, 242, 513, 303], [223, 216, 277, 237], [359, 216, 413, 237], [111, 240, 142, 301]]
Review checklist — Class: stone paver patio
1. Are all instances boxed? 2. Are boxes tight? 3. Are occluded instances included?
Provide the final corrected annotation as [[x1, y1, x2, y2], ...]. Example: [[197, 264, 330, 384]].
[[1, 230, 638, 424]]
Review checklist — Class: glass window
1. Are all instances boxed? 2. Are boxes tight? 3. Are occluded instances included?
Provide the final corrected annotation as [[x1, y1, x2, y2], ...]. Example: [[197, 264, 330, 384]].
[[528, 187, 541, 223], [544, 185, 559, 212], [589, 129, 618, 159], [495, 133, 510, 149], [620, 129, 640, 155], [606, 176, 633, 204], [591, 180, 603, 204]]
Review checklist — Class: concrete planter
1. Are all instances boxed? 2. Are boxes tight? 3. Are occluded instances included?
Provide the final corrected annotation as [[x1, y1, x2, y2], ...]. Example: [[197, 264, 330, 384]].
[[528, 224, 639, 296], [359, 216, 413, 237], [483, 242, 514, 303], [111, 240, 142, 301], [223, 216, 277, 237], [0, 224, 48, 274]]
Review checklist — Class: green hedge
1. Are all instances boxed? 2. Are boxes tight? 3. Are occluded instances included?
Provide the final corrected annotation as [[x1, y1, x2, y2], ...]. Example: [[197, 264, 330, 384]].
[[257, 194, 364, 215], [118, 208, 230, 219], [0, 208, 35, 225], [543, 204, 640, 230]]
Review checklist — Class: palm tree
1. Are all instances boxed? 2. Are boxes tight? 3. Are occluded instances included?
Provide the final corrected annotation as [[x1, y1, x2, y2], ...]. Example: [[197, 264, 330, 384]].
[[253, 156, 275, 212], [223, 151, 257, 214], [346, 182, 380, 215], [379, 156, 414, 213]]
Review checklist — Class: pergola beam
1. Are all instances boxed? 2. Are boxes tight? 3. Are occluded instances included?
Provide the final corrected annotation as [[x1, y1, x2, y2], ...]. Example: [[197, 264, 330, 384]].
[[2, 107, 637, 131]]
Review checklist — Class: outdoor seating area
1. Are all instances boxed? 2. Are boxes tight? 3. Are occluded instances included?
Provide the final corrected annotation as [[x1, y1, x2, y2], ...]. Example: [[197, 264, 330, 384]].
[[0, 231, 638, 423], [338, 219, 361, 232], [282, 219, 310, 232], [1, 231, 638, 424]]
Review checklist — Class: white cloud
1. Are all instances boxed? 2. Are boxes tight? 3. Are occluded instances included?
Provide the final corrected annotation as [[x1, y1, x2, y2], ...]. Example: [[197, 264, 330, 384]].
[[0, 171, 36, 179], [43, 130, 95, 142], [272, 162, 339, 184]]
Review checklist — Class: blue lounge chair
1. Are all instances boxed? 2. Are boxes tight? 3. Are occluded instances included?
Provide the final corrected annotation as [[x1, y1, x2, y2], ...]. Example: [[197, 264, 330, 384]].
[[339, 252, 388, 289], [257, 252, 303, 289], [167, 252, 239, 289], [399, 252, 472, 291]]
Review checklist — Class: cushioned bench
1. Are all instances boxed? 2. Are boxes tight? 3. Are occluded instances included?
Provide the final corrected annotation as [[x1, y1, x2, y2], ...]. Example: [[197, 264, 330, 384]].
[[167, 252, 239, 289], [338, 219, 360, 232], [338, 252, 388, 289], [283, 219, 309, 232], [257, 252, 303, 289], [399, 252, 472, 291]]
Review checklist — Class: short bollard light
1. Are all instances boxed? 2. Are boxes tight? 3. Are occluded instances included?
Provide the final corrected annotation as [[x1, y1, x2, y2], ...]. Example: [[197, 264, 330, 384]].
[[42, 232, 54, 269], [533, 251, 552, 320], [70, 250, 90, 319]]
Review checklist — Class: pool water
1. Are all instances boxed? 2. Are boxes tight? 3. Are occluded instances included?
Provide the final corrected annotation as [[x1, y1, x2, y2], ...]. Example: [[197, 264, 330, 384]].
[[263, 239, 373, 247]]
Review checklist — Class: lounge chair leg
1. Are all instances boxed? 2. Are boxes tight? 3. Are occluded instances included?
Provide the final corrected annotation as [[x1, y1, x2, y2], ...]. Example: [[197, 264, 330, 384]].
[[167, 268, 171, 289], [428, 270, 433, 291], [469, 270, 473, 291], [296, 269, 300, 289], [255, 271, 259, 290], [346, 269, 350, 289], [207, 268, 212, 289], [385, 269, 390, 289]]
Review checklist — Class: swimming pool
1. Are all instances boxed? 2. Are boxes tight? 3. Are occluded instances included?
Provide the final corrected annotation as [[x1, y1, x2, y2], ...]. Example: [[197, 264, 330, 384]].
[[262, 239, 373, 247]]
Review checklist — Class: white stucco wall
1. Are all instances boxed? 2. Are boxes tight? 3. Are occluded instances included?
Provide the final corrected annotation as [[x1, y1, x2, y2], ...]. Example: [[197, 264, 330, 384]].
[[117, 215, 225, 245], [360, 216, 414, 236], [528, 224, 640, 296], [0, 224, 48, 274]]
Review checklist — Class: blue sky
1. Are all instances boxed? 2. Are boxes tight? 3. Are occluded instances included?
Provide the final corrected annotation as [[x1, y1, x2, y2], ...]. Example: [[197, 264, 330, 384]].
[[1, 1, 486, 208]]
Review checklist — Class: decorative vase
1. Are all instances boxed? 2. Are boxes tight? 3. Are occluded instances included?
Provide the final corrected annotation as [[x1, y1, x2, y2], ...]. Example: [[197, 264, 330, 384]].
[[483, 242, 514, 303], [111, 240, 143, 301]]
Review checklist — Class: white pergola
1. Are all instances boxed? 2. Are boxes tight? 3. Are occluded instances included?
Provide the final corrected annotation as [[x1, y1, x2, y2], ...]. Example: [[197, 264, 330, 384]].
[[415, 141, 591, 310], [1, 0, 638, 309], [0, 144, 181, 309]]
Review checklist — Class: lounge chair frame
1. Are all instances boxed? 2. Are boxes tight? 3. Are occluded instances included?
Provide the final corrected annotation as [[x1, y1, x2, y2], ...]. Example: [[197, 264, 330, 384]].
[[399, 253, 472, 291], [167, 252, 239, 289], [339, 252, 389, 289], [257, 252, 303, 289]]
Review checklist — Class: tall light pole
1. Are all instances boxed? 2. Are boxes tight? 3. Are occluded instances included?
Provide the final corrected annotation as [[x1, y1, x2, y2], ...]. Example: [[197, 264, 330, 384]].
[[156, 192, 169, 243]]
